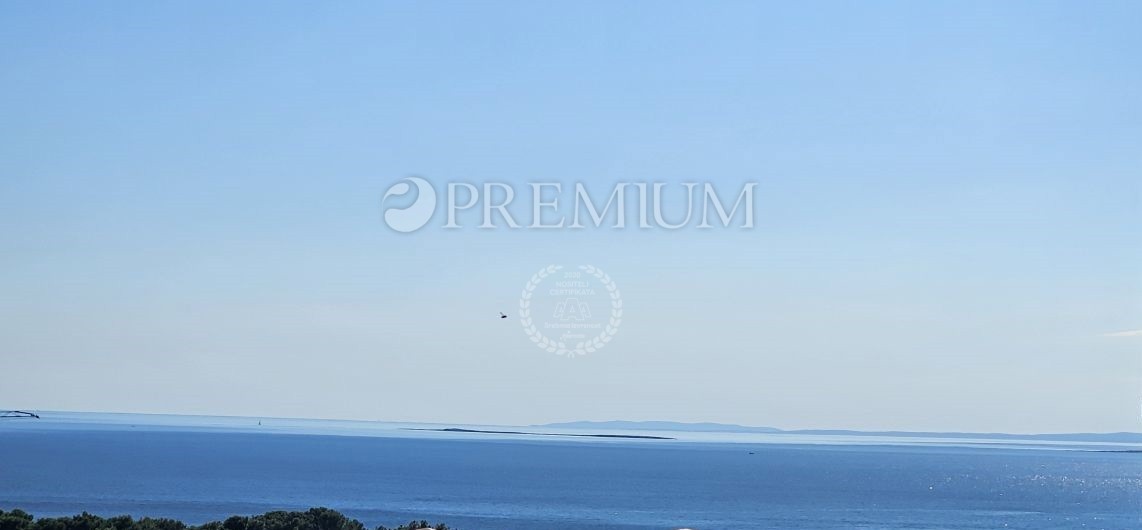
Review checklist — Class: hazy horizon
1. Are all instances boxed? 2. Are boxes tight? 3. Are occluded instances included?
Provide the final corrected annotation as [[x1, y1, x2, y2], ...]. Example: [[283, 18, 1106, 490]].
[[14, 409, 1142, 436]]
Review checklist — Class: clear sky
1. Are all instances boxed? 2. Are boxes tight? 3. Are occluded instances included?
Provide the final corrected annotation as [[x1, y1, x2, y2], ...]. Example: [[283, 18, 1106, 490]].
[[1, 1, 1139, 433]]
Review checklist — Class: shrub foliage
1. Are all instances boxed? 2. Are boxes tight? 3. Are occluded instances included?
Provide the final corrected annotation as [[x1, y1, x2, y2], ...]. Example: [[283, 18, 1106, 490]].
[[0, 509, 448, 530]]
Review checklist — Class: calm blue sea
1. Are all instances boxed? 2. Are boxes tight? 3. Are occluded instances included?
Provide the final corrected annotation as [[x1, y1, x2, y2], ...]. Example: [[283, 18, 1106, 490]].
[[1, 413, 1140, 529]]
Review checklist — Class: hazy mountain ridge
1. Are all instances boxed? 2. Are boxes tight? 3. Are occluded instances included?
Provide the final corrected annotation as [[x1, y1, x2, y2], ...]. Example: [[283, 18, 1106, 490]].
[[541, 421, 1142, 443], [540, 421, 778, 433]]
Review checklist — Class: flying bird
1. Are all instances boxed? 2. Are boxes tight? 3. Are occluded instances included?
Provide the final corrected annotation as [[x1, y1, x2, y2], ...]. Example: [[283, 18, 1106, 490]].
[[500, 312, 508, 319]]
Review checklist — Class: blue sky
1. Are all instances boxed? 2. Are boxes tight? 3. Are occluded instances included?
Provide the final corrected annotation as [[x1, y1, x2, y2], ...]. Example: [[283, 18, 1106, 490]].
[[1, 1, 1139, 432]]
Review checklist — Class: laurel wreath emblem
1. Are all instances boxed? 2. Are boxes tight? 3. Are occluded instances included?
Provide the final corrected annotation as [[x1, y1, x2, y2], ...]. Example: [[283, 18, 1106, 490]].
[[519, 264, 623, 357]]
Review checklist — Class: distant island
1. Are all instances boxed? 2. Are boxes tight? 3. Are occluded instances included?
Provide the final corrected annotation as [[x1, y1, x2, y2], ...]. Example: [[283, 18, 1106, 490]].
[[13, 411, 1141, 445], [539, 421, 1142, 444], [541, 420, 782, 433], [405, 427, 673, 440], [0, 508, 447, 530]]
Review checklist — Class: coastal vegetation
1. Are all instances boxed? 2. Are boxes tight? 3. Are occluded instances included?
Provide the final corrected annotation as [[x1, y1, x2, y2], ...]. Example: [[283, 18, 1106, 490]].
[[0, 508, 448, 530]]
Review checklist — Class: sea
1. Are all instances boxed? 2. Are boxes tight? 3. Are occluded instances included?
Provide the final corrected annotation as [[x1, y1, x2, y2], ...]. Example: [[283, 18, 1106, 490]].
[[1, 412, 1140, 530]]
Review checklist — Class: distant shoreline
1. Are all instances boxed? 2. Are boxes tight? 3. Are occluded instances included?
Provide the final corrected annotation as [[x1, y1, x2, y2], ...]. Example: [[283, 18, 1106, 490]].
[[403, 427, 674, 440], [540, 421, 1142, 444], [10, 411, 1141, 445]]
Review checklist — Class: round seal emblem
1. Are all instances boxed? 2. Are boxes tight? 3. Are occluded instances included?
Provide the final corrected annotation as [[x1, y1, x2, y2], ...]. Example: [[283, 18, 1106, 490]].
[[519, 265, 623, 357]]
